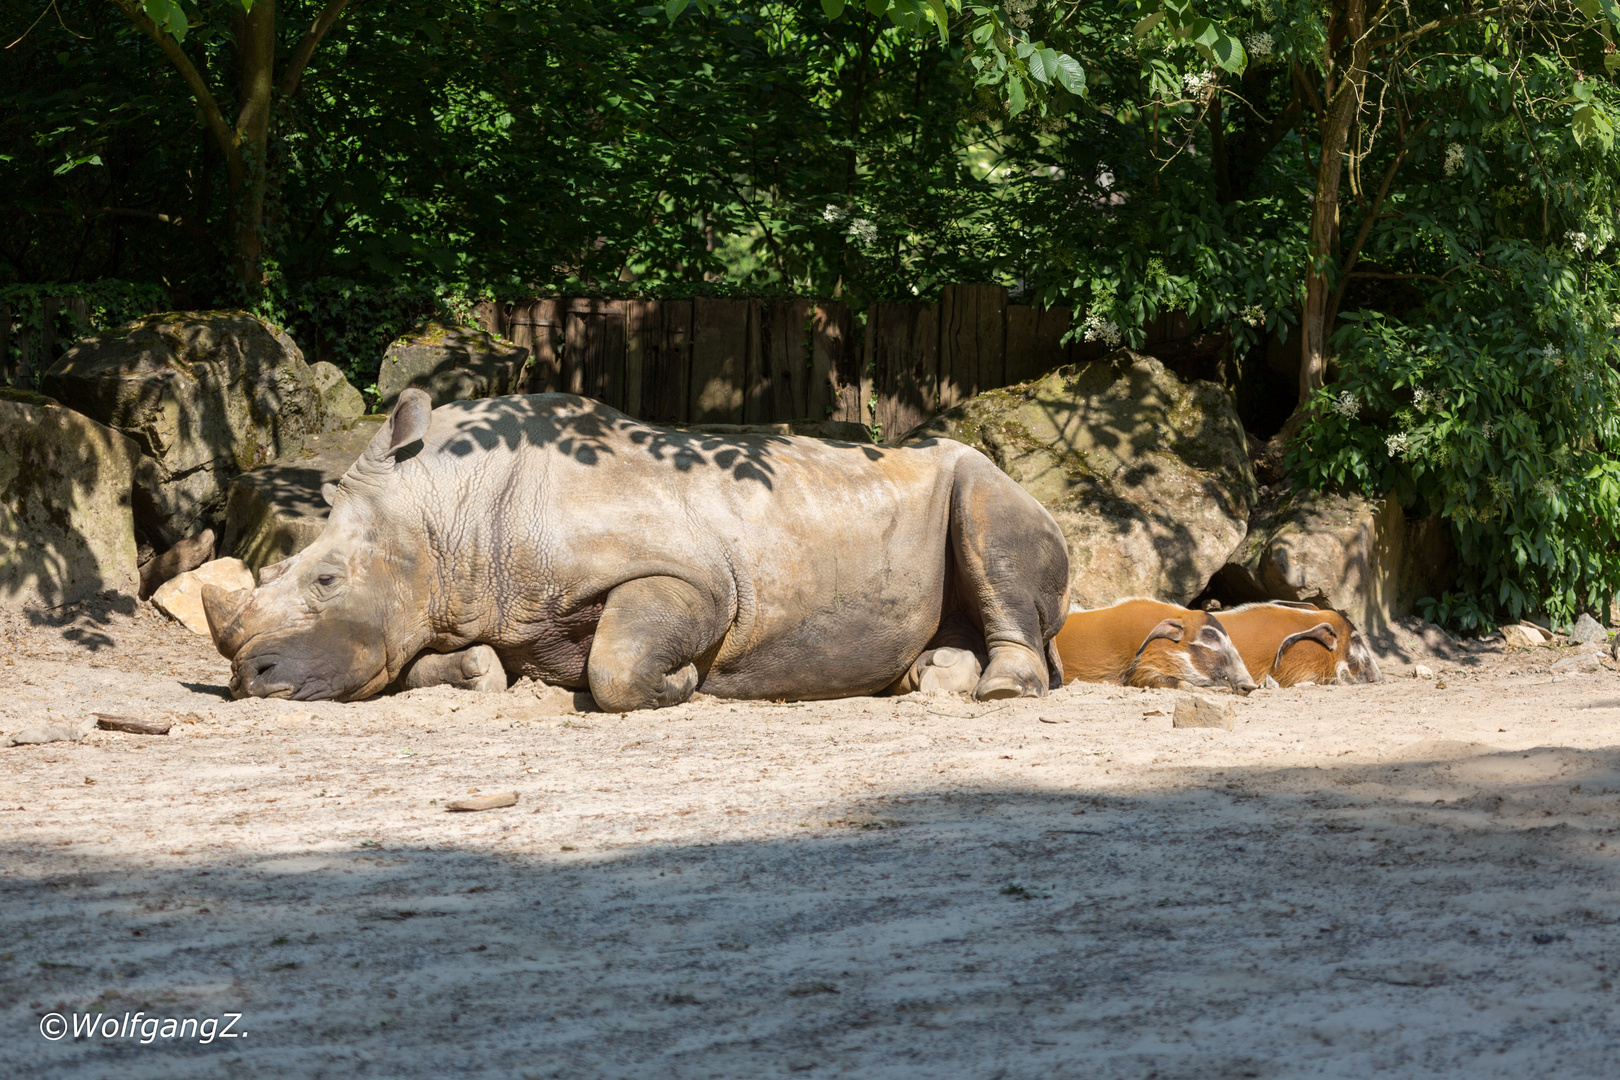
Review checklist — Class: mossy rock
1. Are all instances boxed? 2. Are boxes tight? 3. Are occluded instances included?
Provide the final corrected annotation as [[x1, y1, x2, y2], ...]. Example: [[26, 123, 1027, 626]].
[[221, 425, 380, 573], [377, 320, 530, 411], [0, 398, 140, 609], [40, 310, 333, 546], [906, 350, 1256, 608], [1208, 488, 1453, 639]]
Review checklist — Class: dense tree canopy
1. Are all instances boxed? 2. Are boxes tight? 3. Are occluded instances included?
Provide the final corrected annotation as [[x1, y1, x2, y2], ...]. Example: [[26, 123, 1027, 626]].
[[5, 0, 1620, 628]]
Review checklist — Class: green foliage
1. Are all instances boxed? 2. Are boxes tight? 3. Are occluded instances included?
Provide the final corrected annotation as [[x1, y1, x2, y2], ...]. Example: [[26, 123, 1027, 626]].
[[0, 281, 167, 384]]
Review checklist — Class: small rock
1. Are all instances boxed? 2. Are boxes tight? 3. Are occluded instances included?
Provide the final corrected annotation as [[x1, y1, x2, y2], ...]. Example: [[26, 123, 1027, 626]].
[[1260, 674, 1280, 690], [9, 717, 96, 746], [1173, 695, 1233, 730], [138, 528, 216, 599], [1412, 664, 1435, 680], [1550, 652, 1603, 675], [151, 557, 255, 635], [446, 791, 519, 812], [508, 678, 583, 714], [1569, 613, 1607, 646], [1501, 624, 1546, 648], [94, 714, 172, 735]]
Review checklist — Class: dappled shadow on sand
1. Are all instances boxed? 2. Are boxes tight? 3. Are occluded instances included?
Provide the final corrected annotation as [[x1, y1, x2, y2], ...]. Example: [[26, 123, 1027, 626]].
[[7, 743, 1620, 1079]]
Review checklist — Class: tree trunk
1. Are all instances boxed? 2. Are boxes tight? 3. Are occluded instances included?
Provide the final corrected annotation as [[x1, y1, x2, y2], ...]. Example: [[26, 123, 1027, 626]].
[[230, 0, 277, 295], [1298, 0, 1371, 410]]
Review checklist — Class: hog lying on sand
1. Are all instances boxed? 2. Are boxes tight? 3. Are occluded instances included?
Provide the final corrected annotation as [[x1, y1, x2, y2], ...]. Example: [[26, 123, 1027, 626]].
[[203, 390, 1070, 710], [1053, 598, 1256, 692]]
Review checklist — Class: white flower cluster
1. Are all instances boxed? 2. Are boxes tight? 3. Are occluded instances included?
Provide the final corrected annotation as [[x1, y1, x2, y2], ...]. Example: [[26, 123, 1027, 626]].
[[1443, 144, 1465, 177], [1182, 70, 1217, 99], [1412, 386, 1434, 413], [1540, 344, 1564, 367], [1386, 432, 1411, 458], [1330, 390, 1360, 419], [1244, 31, 1274, 59], [1082, 310, 1122, 347], [1569, 231, 1591, 254], [1480, 420, 1497, 440], [1239, 304, 1266, 327], [822, 204, 846, 224], [846, 217, 878, 246], [1006, 0, 1035, 30]]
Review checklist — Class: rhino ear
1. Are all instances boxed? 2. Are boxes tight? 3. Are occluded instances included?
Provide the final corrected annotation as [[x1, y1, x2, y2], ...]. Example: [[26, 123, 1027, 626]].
[[367, 387, 434, 464], [320, 482, 338, 506]]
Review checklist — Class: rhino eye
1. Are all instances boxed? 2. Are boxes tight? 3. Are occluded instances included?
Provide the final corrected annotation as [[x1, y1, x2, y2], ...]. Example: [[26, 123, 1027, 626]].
[[315, 574, 338, 588]]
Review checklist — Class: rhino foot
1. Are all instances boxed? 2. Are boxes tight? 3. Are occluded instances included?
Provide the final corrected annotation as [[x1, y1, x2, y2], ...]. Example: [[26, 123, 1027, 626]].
[[916, 648, 983, 694], [974, 643, 1049, 701], [397, 645, 508, 693]]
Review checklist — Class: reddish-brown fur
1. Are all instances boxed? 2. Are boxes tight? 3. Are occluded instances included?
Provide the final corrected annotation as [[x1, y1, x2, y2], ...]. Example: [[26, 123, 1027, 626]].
[[1217, 602, 1382, 686], [1054, 599, 1256, 691]]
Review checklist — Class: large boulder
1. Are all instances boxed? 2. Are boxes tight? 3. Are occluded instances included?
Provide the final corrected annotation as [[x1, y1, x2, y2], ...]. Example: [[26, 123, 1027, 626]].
[[220, 421, 381, 573], [906, 352, 1255, 608], [0, 392, 141, 610], [309, 360, 365, 428], [377, 321, 529, 411], [40, 310, 330, 546], [1208, 488, 1454, 639]]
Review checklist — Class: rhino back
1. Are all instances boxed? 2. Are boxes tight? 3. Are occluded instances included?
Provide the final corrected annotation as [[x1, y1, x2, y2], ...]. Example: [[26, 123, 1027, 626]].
[[403, 395, 969, 694]]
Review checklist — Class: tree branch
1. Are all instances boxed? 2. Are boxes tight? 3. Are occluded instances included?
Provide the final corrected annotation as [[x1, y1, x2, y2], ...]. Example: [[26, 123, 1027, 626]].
[[279, 0, 355, 100], [105, 0, 240, 181], [1368, 7, 1515, 51]]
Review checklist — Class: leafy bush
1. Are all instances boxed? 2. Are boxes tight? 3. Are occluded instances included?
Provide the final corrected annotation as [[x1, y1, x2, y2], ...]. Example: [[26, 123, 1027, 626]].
[[0, 281, 168, 385], [1289, 241, 1620, 631]]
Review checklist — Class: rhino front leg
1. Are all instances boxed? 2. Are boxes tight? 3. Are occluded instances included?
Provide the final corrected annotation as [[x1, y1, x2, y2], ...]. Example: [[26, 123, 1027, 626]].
[[588, 577, 724, 712], [396, 645, 508, 693]]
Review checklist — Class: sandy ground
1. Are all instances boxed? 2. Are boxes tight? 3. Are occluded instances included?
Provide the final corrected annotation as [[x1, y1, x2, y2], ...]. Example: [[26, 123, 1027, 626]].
[[3, 602, 1620, 1078]]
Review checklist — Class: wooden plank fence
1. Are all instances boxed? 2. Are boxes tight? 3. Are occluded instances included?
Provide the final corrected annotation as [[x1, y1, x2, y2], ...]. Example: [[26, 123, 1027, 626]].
[[478, 286, 1197, 443]]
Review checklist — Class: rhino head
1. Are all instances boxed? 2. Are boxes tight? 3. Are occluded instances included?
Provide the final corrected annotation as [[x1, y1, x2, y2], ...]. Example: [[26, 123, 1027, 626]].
[[203, 389, 436, 701]]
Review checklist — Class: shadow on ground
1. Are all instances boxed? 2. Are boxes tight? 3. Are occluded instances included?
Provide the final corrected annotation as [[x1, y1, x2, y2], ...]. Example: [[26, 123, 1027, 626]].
[[6, 743, 1620, 1080]]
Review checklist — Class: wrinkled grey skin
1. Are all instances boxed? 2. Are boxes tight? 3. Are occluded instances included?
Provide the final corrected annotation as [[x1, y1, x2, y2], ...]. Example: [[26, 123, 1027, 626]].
[[204, 390, 1070, 711]]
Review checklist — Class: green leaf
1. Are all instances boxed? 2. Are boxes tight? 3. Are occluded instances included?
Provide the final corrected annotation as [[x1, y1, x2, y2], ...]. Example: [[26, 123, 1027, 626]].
[[1600, 0, 1620, 31], [925, 0, 949, 43], [142, 0, 188, 40], [1607, 53, 1620, 75], [821, 0, 847, 16], [1030, 47, 1059, 84], [1133, 10, 1164, 38], [665, 0, 690, 21], [865, 0, 888, 15], [53, 153, 103, 176], [1008, 74, 1027, 116], [1053, 52, 1086, 95]]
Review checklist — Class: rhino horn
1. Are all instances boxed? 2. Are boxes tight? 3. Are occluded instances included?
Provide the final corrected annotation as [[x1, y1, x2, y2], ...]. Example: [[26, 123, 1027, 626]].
[[202, 584, 254, 659]]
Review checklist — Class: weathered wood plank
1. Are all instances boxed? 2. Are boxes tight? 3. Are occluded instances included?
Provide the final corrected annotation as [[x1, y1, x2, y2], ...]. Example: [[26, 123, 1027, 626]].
[[623, 300, 660, 418], [0, 302, 11, 386], [868, 301, 939, 443], [689, 298, 748, 424], [742, 300, 770, 424], [1004, 304, 1071, 386], [507, 299, 565, 393], [761, 299, 812, 422], [809, 302, 858, 425], [937, 284, 1006, 408], [563, 300, 627, 407], [640, 300, 692, 424]]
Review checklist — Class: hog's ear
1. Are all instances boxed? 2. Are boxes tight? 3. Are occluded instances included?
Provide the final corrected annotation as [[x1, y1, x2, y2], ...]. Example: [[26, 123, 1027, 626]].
[[366, 387, 434, 464]]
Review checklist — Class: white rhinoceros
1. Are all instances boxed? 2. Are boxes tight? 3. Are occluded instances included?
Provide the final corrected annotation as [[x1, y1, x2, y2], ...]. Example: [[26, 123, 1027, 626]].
[[202, 389, 1070, 710]]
